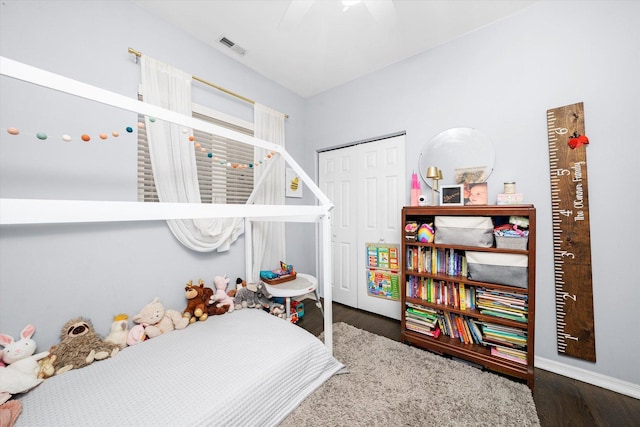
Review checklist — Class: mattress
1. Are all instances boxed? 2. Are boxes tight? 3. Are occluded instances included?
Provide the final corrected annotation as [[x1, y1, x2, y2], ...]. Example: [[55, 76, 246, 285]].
[[16, 309, 343, 426]]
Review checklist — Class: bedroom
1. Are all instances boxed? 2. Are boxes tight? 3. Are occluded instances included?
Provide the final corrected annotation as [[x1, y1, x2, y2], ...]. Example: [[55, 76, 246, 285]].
[[1, 0, 639, 425]]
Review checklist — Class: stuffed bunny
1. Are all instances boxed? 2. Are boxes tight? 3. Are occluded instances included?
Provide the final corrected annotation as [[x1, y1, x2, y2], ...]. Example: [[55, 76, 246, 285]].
[[210, 276, 235, 313], [0, 325, 49, 404]]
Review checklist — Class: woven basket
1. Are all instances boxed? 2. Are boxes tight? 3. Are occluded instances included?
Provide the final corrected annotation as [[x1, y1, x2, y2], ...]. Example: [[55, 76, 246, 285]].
[[495, 235, 528, 250]]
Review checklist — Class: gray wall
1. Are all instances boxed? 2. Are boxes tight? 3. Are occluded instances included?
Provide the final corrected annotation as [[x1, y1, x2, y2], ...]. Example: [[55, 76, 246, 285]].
[[1, 0, 638, 389], [0, 1, 311, 348], [305, 1, 639, 386]]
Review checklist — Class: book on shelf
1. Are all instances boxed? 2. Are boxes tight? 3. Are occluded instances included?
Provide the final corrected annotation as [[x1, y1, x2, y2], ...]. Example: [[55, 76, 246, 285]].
[[405, 304, 440, 337], [479, 309, 527, 322], [467, 318, 483, 344], [406, 322, 441, 338], [406, 279, 477, 311], [406, 246, 468, 277], [481, 322, 527, 348], [490, 345, 527, 365], [476, 288, 528, 322]]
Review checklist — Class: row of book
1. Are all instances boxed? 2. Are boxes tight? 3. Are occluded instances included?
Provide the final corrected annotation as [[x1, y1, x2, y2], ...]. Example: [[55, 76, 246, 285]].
[[405, 304, 527, 364], [406, 277, 477, 310], [405, 247, 467, 277], [476, 288, 528, 323], [406, 280, 528, 320]]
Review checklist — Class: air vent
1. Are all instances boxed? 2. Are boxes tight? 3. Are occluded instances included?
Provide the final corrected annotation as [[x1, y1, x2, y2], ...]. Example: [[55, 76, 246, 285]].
[[217, 35, 246, 56]]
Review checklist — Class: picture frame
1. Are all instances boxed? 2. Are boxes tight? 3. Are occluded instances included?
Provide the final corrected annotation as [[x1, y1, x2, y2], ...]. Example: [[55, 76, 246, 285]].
[[440, 184, 464, 206], [285, 167, 303, 198], [464, 182, 488, 205]]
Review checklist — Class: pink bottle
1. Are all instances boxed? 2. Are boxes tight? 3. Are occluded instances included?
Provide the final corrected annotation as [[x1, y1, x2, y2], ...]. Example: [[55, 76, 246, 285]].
[[411, 172, 421, 206]]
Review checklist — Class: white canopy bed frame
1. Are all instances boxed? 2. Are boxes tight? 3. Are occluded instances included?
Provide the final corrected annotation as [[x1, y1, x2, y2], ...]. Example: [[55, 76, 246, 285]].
[[0, 56, 335, 351]]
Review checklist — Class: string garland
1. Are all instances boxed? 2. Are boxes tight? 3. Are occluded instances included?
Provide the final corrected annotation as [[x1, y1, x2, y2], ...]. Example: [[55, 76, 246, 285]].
[[2, 119, 277, 169]]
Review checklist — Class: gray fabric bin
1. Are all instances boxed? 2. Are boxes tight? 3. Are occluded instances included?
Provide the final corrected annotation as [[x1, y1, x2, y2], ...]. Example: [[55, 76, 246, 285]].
[[466, 251, 528, 288], [434, 216, 494, 247]]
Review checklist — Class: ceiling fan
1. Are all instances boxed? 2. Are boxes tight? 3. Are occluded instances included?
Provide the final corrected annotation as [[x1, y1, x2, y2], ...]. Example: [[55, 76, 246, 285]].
[[278, 0, 396, 30]]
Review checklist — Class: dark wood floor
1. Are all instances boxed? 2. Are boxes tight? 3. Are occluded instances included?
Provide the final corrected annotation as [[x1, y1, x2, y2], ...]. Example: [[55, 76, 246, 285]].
[[296, 300, 640, 427]]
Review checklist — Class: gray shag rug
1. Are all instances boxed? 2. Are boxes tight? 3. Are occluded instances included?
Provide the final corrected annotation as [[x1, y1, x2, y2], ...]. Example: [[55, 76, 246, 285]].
[[281, 322, 540, 426]]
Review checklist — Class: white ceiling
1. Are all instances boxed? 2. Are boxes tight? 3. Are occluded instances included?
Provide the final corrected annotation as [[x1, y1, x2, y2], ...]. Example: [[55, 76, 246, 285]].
[[133, 0, 537, 98]]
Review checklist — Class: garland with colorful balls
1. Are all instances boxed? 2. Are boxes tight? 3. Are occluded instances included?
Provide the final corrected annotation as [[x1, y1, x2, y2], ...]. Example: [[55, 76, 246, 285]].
[[2, 120, 277, 170]]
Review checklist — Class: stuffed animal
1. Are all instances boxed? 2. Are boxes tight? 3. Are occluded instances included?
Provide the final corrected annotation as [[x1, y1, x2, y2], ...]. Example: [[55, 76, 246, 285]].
[[183, 280, 214, 323], [209, 276, 234, 313], [0, 399, 22, 427], [270, 304, 287, 319], [104, 314, 130, 349], [205, 280, 231, 316], [234, 283, 268, 310], [227, 277, 246, 298], [36, 349, 57, 379], [0, 325, 48, 366], [205, 300, 231, 316], [255, 282, 286, 318], [133, 297, 189, 339], [126, 324, 147, 346], [0, 325, 49, 404], [48, 317, 120, 375]]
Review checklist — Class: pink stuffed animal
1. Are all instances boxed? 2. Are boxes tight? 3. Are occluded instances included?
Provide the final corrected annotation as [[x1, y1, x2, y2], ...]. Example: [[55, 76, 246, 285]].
[[126, 324, 147, 346], [210, 276, 235, 313], [0, 325, 49, 404]]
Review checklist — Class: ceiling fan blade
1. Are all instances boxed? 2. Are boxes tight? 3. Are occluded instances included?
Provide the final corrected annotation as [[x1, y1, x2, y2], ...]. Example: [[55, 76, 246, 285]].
[[363, 0, 396, 25], [278, 0, 315, 31]]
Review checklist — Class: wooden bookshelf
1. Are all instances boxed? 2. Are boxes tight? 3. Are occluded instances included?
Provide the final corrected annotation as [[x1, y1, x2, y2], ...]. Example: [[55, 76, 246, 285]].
[[401, 205, 536, 388]]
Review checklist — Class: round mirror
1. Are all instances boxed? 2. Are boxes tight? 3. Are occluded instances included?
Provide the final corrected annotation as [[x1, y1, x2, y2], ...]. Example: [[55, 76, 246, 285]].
[[418, 127, 495, 188]]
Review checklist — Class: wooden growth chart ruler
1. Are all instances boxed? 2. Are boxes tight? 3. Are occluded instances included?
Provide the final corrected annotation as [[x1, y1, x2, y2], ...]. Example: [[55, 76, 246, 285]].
[[546, 102, 596, 362]]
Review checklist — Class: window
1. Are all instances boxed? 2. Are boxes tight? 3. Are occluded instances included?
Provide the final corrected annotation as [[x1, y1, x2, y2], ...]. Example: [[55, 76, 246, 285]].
[[137, 103, 254, 204]]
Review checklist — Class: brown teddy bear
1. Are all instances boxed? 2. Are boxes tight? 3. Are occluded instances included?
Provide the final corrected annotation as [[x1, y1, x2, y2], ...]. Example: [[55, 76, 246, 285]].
[[183, 280, 214, 324], [47, 317, 120, 375]]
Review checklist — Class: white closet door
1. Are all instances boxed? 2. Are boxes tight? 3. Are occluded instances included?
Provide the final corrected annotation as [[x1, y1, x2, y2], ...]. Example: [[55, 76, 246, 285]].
[[319, 145, 358, 308], [356, 134, 405, 319], [319, 134, 406, 319]]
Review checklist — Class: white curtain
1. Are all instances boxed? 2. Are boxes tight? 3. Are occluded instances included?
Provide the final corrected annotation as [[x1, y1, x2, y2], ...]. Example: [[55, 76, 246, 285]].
[[141, 56, 243, 252], [251, 104, 286, 282]]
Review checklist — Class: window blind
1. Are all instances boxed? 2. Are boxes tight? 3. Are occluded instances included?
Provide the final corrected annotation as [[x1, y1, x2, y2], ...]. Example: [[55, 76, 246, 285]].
[[137, 108, 254, 204]]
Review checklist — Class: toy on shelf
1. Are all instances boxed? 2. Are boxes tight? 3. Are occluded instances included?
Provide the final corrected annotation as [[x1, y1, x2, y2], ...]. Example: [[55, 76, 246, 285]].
[[260, 261, 297, 285], [0, 325, 49, 404]]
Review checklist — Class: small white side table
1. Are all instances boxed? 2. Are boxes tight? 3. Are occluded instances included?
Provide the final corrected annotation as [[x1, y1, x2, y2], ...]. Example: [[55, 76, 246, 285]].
[[262, 273, 323, 320]]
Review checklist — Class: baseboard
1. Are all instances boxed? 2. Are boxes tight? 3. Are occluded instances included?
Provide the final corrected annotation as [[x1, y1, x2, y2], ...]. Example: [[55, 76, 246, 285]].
[[535, 356, 640, 399]]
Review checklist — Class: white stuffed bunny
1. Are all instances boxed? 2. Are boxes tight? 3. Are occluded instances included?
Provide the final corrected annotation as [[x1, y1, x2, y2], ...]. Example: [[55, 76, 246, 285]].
[[0, 324, 49, 404]]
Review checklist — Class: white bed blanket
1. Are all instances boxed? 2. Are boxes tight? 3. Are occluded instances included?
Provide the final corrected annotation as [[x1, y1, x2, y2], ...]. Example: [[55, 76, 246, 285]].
[[16, 309, 343, 426]]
